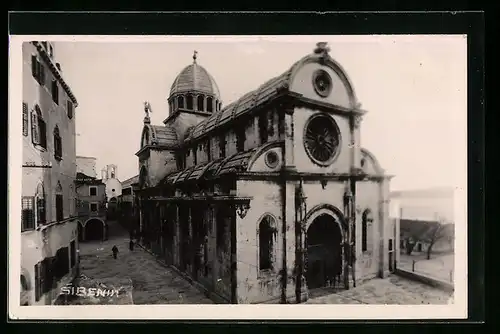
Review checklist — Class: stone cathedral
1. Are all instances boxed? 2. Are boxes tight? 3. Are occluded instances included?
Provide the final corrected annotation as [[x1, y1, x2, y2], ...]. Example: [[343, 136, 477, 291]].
[[135, 42, 394, 304]]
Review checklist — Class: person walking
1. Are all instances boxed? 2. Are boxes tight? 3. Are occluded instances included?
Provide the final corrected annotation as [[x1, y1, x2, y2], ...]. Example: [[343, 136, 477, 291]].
[[129, 239, 134, 251], [112, 245, 119, 259]]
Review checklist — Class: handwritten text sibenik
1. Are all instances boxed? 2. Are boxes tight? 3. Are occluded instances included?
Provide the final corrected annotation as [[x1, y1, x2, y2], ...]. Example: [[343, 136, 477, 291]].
[[61, 285, 120, 297]]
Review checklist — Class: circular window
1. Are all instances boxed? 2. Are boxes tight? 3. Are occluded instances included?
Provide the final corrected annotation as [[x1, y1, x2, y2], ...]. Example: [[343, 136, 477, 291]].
[[312, 70, 333, 98], [112, 189, 116, 192], [304, 114, 341, 166], [265, 151, 279, 169]]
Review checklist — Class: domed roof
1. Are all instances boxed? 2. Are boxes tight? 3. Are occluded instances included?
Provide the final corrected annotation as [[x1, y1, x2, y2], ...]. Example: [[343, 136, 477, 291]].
[[169, 52, 221, 99]]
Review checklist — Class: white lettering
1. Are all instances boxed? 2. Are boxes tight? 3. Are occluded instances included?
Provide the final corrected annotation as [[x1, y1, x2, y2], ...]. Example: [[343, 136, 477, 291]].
[[87, 288, 96, 296], [60, 286, 71, 295], [76, 287, 85, 297]]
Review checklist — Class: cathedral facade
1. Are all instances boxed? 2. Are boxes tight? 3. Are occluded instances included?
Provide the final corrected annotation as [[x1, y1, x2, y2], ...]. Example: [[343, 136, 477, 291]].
[[135, 43, 394, 304]]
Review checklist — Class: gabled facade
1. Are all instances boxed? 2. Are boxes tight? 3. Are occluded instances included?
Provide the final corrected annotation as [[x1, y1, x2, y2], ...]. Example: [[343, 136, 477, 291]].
[[134, 43, 394, 304]]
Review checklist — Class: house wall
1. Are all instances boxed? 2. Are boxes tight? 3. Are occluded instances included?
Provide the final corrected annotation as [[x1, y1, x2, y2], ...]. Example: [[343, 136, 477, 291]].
[[23, 42, 78, 221], [355, 180, 383, 280], [236, 179, 283, 304], [21, 221, 79, 305], [76, 183, 107, 218]]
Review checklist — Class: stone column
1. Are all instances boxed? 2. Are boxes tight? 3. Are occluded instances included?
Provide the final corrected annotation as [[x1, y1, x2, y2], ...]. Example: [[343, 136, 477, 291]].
[[193, 94, 198, 111], [174, 205, 181, 267], [378, 178, 390, 278], [395, 204, 401, 269], [283, 106, 295, 171]]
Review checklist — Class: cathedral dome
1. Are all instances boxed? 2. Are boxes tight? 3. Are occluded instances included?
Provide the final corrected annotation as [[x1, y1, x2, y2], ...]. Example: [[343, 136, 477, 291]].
[[169, 52, 221, 99]]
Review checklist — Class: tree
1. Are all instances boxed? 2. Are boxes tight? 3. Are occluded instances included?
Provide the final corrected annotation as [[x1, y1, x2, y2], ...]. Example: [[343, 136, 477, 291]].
[[423, 220, 453, 260]]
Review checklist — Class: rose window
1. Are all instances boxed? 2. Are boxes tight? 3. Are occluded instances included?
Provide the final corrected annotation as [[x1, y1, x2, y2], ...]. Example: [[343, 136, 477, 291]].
[[312, 70, 333, 98], [304, 114, 340, 165]]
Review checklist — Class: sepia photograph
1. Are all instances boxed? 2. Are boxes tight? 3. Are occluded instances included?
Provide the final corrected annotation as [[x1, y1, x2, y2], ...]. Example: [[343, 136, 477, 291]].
[[9, 34, 468, 320]]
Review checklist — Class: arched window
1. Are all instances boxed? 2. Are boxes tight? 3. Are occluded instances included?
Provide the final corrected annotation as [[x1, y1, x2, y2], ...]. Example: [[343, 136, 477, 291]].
[[258, 215, 277, 271], [178, 95, 185, 109], [197, 95, 204, 111], [206, 97, 213, 113], [55, 181, 64, 221], [186, 94, 193, 110], [362, 209, 373, 252], [53, 126, 62, 160], [35, 183, 46, 225], [31, 105, 47, 149]]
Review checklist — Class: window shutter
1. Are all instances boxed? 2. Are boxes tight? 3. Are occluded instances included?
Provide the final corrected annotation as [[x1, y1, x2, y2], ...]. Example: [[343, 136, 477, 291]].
[[34, 262, 40, 301], [21, 197, 35, 231], [39, 119, 47, 149], [39, 63, 45, 85], [22, 103, 28, 136], [37, 197, 46, 225], [31, 56, 37, 79], [31, 111, 39, 145]]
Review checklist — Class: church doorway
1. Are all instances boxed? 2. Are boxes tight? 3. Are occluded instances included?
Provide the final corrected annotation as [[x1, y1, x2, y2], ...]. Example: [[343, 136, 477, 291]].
[[85, 219, 105, 241], [306, 213, 343, 290]]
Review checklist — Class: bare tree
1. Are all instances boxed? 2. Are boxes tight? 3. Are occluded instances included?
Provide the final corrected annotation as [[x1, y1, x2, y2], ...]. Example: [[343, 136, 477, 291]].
[[423, 220, 453, 260]]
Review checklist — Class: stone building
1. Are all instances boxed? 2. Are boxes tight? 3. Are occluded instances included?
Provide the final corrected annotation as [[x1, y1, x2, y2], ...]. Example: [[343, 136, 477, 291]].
[[116, 175, 140, 233], [134, 43, 393, 304], [100, 164, 122, 220], [75, 171, 108, 242], [21, 41, 79, 305], [76, 155, 97, 178]]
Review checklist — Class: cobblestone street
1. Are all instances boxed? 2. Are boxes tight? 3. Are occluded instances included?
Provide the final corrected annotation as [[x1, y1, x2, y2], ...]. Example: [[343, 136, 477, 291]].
[[72, 221, 452, 305], [73, 221, 213, 304], [305, 276, 454, 304]]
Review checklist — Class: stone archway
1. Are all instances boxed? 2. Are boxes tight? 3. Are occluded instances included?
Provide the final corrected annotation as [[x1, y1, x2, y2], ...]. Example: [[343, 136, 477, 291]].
[[305, 209, 345, 290], [84, 218, 106, 241]]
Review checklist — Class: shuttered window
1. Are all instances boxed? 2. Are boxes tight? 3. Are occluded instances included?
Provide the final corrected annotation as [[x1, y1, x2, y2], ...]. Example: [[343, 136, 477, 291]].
[[53, 126, 62, 160], [31, 110, 39, 145], [70, 240, 76, 268], [51, 80, 59, 104], [31, 55, 45, 86], [56, 194, 64, 221], [21, 197, 35, 232], [22, 103, 28, 136], [67, 100, 73, 119], [34, 262, 41, 301], [36, 197, 46, 225]]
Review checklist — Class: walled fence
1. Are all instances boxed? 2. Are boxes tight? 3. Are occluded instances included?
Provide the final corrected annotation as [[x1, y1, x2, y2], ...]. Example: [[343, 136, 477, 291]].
[[395, 264, 454, 294]]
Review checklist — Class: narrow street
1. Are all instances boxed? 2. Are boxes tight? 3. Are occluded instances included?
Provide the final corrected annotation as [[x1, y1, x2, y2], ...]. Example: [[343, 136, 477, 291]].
[[73, 220, 213, 304]]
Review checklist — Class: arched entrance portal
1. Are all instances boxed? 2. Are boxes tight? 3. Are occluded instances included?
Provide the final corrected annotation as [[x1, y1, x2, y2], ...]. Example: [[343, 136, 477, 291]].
[[85, 219, 105, 241], [306, 213, 343, 290]]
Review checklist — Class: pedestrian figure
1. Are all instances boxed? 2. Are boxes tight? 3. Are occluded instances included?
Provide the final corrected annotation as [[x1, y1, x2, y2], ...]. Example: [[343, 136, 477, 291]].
[[129, 239, 134, 251], [112, 245, 119, 259]]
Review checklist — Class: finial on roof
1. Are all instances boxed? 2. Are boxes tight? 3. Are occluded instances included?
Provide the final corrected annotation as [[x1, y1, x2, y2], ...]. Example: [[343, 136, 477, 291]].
[[314, 42, 330, 56], [193, 50, 198, 63], [143, 101, 152, 124]]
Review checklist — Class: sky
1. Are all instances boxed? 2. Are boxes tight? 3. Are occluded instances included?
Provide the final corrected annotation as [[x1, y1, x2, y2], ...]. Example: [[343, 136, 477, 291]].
[[52, 35, 467, 191]]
